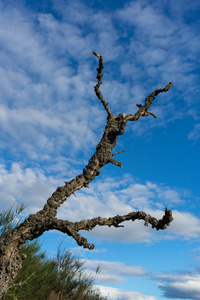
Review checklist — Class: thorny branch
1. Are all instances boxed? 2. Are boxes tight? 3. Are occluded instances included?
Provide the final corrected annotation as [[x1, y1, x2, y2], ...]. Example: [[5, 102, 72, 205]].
[[0, 52, 173, 297]]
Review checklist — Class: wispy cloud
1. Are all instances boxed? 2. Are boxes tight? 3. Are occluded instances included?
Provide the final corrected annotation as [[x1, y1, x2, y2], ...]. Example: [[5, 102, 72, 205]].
[[0, 1, 106, 163], [0, 161, 83, 215], [167, 210, 200, 239], [116, 0, 200, 85], [188, 124, 200, 141]]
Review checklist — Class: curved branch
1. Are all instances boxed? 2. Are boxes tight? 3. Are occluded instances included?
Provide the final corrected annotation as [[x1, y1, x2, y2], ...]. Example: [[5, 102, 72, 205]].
[[93, 52, 113, 118], [126, 82, 173, 121]]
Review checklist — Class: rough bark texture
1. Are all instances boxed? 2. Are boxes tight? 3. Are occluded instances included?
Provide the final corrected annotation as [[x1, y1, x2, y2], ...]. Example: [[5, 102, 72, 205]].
[[0, 53, 173, 297]]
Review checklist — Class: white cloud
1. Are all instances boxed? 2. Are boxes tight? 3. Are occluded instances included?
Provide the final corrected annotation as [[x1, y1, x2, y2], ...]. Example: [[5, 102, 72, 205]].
[[82, 260, 146, 284], [0, 103, 103, 160], [0, 1, 107, 162], [93, 285, 156, 300], [167, 210, 200, 239], [71, 246, 107, 255], [51, 0, 123, 62], [0, 162, 76, 214], [146, 181, 184, 205]]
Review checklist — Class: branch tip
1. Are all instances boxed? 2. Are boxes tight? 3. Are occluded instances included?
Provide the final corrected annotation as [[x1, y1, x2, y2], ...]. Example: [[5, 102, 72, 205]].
[[93, 51, 101, 58], [84, 183, 89, 188], [127, 81, 173, 121], [110, 158, 122, 168], [112, 150, 126, 157], [93, 51, 113, 117], [147, 111, 157, 118]]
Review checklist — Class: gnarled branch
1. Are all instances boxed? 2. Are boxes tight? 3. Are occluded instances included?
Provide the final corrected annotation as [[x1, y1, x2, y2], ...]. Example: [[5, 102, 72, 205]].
[[0, 53, 173, 297], [49, 207, 173, 250]]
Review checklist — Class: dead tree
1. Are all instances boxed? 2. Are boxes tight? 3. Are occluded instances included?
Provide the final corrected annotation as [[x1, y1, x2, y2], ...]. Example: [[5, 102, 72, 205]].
[[0, 52, 173, 297]]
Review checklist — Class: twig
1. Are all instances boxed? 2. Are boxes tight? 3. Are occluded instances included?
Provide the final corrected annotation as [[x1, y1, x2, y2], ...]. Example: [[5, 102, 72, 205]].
[[93, 52, 113, 118], [112, 150, 126, 156]]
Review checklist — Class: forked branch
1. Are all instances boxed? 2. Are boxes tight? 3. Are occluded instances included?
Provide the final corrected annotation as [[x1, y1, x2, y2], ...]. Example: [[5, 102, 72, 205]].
[[0, 52, 174, 297]]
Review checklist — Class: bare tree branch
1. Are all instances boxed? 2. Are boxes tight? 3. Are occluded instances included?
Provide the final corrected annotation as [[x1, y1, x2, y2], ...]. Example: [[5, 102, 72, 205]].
[[0, 53, 174, 297], [93, 51, 113, 118], [126, 82, 173, 121], [49, 207, 173, 250]]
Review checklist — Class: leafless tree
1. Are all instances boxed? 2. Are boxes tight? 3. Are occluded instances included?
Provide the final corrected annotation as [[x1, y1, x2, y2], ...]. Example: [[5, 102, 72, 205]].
[[0, 52, 173, 297]]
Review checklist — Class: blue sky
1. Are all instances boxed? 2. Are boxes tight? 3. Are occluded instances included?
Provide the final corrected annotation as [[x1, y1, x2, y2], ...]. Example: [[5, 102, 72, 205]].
[[0, 0, 200, 299]]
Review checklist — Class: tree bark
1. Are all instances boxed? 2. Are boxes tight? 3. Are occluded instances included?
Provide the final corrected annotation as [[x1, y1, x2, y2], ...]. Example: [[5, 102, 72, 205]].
[[0, 53, 173, 297]]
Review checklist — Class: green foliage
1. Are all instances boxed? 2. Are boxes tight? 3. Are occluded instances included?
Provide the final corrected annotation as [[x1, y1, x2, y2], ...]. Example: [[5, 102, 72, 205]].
[[0, 202, 26, 240], [50, 244, 106, 299]]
